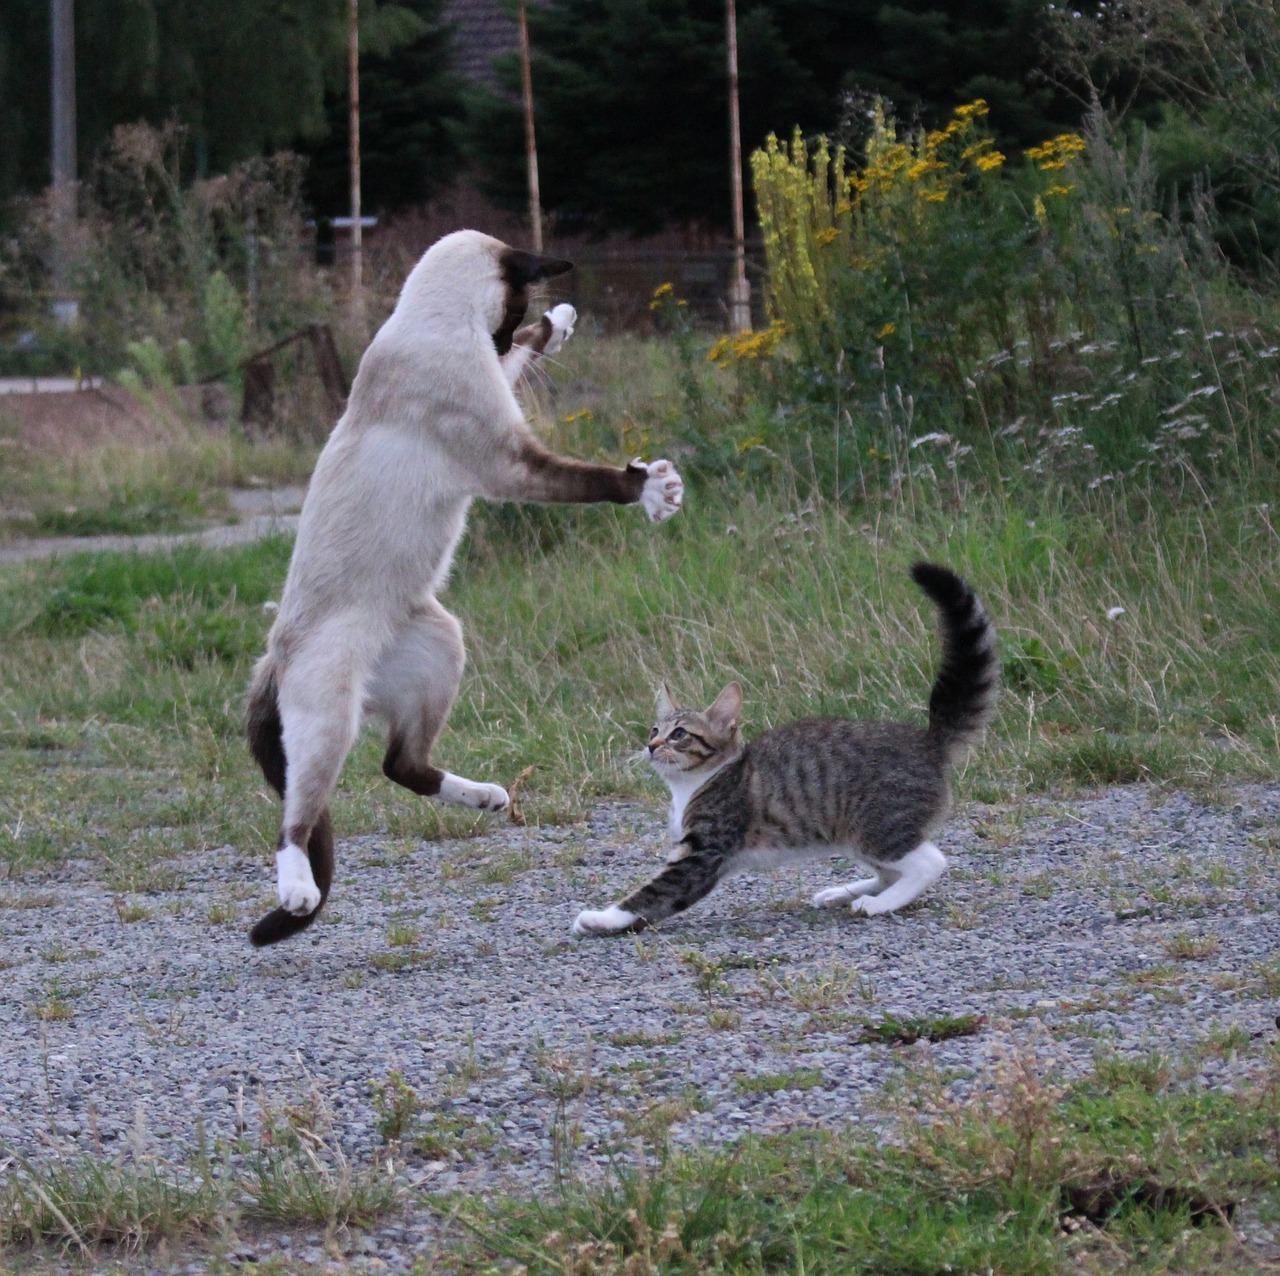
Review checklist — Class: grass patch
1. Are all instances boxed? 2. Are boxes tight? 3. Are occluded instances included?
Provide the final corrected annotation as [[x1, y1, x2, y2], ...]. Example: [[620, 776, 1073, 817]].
[[855, 1010, 985, 1046], [454, 1048, 1280, 1275]]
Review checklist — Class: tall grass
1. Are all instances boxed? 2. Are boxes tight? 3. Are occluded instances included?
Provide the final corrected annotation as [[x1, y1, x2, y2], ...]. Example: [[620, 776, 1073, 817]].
[[1, 466, 1276, 880]]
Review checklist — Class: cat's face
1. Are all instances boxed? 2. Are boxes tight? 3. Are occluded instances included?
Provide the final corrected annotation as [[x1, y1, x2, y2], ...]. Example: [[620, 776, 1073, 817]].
[[647, 683, 743, 780], [400, 231, 573, 354]]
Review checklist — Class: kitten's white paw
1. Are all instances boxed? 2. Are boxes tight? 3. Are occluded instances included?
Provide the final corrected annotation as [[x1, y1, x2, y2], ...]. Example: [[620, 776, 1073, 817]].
[[814, 878, 881, 908], [637, 459, 684, 523], [812, 885, 854, 908], [277, 844, 321, 915], [851, 895, 897, 917], [543, 303, 577, 355], [572, 905, 640, 936], [439, 773, 509, 811]]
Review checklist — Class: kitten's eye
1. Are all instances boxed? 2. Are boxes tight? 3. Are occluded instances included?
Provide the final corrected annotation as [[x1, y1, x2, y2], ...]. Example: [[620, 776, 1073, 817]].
[[669, 727, 688, 742]]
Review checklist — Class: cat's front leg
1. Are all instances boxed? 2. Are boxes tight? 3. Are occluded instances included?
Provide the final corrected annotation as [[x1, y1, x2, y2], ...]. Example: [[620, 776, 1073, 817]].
[[502, 304, 577, 387], [812, 877, 884, 908], [572, 843, 724, 936]]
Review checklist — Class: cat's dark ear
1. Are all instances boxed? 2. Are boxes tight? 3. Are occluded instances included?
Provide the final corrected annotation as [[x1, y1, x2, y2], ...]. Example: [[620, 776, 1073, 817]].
[[705, 683, 743, 735], [655, 683, 678, 719], [500, 248, 574, 288]]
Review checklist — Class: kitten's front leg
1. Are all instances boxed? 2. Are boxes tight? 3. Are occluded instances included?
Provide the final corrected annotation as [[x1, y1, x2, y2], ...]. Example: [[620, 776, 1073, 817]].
[[572, 843, 724, 936]]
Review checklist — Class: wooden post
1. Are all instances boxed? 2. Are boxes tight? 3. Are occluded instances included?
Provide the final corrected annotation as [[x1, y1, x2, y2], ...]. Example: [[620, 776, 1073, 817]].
[[348, 0, 363, 303], [50, 0, 78, 323], [726, 0, 751, 332], [518, 0, 543, 251]]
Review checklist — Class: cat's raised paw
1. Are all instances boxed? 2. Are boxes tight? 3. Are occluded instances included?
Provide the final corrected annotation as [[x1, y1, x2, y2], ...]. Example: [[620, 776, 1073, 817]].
[[439, 773, 509, 811], [543, 303, 577, 355], [637, 460, 684, 523], [572, 905, 643, 936]]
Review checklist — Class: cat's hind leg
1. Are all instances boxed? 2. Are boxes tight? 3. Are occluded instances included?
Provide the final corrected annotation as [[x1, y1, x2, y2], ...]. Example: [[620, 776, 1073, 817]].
[[573, 844, 725, 935], [250, 614, 372, 944], [849, 842, 946, 916], [812, 874, 887, 909], [370, 599, 508, 812]]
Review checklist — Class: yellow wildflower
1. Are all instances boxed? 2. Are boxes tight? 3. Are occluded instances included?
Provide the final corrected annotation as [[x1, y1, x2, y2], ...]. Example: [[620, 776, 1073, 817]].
[[975, 151, 1005, 172], [954, 99, 989, 119], [875, 322, 897, 339], [814, 227, 840, 246]]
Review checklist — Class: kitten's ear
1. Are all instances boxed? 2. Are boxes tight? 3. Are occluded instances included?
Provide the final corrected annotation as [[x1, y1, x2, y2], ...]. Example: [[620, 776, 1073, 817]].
[[655, 683, 678, 718], [705, 682, 743, 735], [501, 247, 574, 287]]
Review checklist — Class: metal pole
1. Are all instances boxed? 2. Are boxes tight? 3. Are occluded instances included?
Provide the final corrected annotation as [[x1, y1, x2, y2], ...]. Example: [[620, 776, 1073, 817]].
[[50, 0, 78, 323], [518, 0, 543, 251], [348, 0, 363, 301], [726, 0, 751, 332]]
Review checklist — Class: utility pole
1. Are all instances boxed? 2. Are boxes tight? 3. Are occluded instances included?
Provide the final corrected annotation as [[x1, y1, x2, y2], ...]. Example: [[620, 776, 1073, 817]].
[[348, 0, 363, 303], [50, 0, 78, 323], [725, 0, 751, 332], [517, 0, 543, 250]]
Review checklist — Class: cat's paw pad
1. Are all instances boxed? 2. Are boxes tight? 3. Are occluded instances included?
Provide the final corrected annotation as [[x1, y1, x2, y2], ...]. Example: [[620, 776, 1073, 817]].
[[276, 845, 321, 915], [543, 303, 577, 355], [572, 905, 641, 936], [636, 459, 684, 523], [812, 885, 854, 909]]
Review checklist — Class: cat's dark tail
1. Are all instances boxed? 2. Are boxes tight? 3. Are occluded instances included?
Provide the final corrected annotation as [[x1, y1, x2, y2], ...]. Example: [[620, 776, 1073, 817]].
[[245, 660, 334, 947], [910, 562, 999, 765]]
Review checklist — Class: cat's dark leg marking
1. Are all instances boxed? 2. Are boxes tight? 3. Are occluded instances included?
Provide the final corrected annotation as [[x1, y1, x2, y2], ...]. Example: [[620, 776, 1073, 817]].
[[510, 439, 650, 505], [371, 600, 508, 811]]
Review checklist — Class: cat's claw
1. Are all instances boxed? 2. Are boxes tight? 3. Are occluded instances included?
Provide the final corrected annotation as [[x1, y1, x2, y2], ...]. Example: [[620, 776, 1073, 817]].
[[636, 459, 684, 523], [572, 905, 642, 936], [543, 303, 577, 355]]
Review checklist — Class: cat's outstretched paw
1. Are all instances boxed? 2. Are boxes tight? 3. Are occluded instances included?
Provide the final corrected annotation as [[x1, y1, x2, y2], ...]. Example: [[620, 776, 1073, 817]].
[[277, 844, 321, 915], [635, 459, 684, 523], [813, 879, 881, 909], [572, 905, 642, 936], [439, 773, 509, 812], [543, 303, 577, 355]]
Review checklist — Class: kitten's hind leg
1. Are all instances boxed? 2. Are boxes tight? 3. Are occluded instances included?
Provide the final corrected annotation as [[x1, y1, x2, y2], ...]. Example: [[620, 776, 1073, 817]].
[[851, 843, 947, 916], [370, 600, 508, 813], [573, 844, 725, 936], [813, 875, 886, 909]]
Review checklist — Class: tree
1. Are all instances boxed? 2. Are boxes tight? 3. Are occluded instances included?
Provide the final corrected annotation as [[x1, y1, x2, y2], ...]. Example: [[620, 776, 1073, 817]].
[[296, 0, 467, 216], [461, 0, 1085, 236]]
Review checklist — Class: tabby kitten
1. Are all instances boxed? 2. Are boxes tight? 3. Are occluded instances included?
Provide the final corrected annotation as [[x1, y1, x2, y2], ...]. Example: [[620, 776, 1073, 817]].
[[572, 563, 997, 935]]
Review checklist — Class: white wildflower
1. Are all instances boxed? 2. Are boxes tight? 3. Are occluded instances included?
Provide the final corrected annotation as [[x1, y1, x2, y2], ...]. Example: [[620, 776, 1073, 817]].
[[1106, 606, 1126, 622]]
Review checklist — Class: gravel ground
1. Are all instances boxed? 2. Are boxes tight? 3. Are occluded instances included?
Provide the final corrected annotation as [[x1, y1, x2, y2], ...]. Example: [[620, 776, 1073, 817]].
[[3, 781, 1280, 1269]]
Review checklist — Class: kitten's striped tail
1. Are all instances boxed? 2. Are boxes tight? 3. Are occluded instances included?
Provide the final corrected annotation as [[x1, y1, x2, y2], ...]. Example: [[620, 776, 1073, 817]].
[[244, 659, 334, 947], [910, 562, 998, 765]]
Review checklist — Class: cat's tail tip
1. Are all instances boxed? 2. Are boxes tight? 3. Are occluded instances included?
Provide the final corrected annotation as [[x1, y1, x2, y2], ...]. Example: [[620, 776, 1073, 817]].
[[910, 561, 999, 760]]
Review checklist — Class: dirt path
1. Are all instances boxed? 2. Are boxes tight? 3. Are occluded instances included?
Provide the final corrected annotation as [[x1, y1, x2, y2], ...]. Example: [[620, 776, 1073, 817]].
[[0, 487, 305, 565]]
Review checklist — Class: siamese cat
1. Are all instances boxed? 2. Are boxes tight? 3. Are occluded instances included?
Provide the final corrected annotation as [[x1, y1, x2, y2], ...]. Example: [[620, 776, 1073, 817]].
[[573, 563, 996, 935], [247, 229, 684, 946]]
